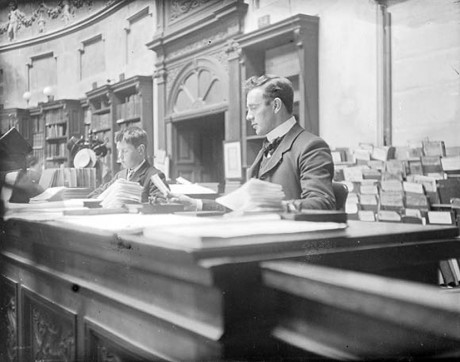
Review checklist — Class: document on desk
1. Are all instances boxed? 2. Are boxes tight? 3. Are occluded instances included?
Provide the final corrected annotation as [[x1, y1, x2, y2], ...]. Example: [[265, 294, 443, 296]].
[[3, 199, 90, 221], [57, 213, 215, 234], [143, 218, 347, 249]]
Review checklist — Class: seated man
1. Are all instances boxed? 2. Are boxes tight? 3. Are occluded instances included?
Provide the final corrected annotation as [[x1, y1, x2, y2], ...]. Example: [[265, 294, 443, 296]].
[[171, 74, 336, 211], [89, 126, 167, 203]]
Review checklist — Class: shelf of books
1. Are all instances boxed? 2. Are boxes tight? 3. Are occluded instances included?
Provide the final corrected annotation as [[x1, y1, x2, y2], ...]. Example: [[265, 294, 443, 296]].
[[84, 76, 153, 178], [36, 99, 84, 169], [111, 75, 153, 162], [29, 106, 45, 163], [332, 140, 460, 288], [86, 84, 116, 179]]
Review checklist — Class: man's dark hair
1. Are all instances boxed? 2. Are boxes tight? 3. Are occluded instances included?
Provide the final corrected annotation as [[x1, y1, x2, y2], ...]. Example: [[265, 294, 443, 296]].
[[244, 74, 294, 114], [116, 126, 148, 149]]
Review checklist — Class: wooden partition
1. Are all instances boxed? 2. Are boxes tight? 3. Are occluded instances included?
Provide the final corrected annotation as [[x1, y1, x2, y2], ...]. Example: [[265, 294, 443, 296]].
[[262, 260, 460, 360]]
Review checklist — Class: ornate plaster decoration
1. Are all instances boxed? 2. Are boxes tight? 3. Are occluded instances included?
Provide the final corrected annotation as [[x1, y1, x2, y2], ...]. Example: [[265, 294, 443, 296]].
[[0, 1, 118, 42], [170, 0, 212, 21]]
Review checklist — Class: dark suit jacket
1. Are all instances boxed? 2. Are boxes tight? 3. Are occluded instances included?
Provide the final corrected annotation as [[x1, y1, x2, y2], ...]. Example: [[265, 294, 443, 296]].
[[88, 161, 167, 203], [247, 123, 336, 210]]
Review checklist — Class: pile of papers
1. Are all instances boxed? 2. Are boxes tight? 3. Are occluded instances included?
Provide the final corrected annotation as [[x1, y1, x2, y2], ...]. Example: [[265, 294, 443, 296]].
[[216, 178, 285, 212], [30, 187, 92, 202], [97, 179, 143, 208]]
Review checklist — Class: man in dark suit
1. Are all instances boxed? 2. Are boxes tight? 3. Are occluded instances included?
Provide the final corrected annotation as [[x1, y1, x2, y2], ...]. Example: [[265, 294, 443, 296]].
[[88, 126, 167, 203], [245, 74, 335, 210], [171, 74, 335, 211]]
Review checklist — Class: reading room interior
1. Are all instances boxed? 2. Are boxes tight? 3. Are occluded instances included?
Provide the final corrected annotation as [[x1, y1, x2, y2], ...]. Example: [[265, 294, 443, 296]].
[[1, 0, 460, 360]]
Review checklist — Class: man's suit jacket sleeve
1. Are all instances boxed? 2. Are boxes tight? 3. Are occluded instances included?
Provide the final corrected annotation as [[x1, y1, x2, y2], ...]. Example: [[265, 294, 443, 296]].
[[145, 170, 168, 202], [297, 138, 336, 210]]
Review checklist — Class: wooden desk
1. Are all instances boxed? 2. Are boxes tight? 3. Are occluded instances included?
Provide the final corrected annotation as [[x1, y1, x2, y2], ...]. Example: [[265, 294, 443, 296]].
[[0, 217, 459, 361]]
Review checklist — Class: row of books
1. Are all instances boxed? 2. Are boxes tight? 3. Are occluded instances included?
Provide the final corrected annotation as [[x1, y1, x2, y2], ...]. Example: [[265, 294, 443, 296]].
[[46, 124, 67, 138], [333, 141, 460, 225], [343, 178, 460, 224], [333, 140, 457, 164], [43, 108, 65, 125], [45, 142, 67, 158], [91, 113, 111, 131], [115, 95, 142, 121], [39, 167, 97, 189], [335, 155, 460, 182]]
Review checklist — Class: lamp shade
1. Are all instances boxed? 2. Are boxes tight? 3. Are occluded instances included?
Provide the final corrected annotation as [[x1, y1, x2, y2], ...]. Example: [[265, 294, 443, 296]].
[[43, 86, 54, 96], [22, 91, 32, 101]]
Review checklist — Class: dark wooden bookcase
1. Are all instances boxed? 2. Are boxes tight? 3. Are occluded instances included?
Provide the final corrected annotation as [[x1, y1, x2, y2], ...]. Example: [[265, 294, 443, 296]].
[[41, 99, 84, 168], [86, 84, 116, 176], [111, 75, 153, 164]]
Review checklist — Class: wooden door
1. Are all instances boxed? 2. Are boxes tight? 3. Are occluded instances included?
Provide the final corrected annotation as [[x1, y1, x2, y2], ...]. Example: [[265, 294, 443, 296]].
[[173, 114, 224, 184]]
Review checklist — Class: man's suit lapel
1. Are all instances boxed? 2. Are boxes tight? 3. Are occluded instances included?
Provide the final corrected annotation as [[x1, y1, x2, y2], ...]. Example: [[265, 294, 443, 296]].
[[247, 148, 265, 178], [258, 123, 303, 178], [131, 161, 150, 182]]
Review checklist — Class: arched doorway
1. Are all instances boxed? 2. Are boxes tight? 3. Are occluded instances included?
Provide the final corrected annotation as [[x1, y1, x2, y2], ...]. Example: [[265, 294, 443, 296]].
[[168, 58, 227, 185]]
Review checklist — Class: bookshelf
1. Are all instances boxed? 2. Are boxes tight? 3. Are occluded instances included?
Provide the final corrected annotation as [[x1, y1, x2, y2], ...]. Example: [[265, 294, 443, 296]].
[[41, 100, 84, 169], [236, 14, 319, 171], [111, 75, 153, 163], [29, 106, 45, 164], [85, 84, 116, 177], [85, 76, 154, 180]]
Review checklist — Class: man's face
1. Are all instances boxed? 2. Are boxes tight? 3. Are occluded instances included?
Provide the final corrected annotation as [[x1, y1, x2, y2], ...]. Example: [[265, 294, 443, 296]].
[[246, 88, 276, 136], [117, 140, 143, 169]]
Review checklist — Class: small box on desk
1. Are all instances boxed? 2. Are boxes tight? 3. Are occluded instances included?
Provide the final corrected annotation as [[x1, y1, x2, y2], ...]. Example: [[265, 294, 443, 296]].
[[427, 211, 455, 225], [281, 210, 347, 223]]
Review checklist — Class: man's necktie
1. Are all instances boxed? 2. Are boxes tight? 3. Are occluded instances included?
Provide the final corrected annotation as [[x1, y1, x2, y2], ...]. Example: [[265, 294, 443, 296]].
[[263, 137, 282, 157], [127, 169, 134, 181]]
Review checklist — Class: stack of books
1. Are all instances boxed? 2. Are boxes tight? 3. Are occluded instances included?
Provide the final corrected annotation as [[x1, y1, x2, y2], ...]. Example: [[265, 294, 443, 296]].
[[333, 139, 460, 226], [39, 168, 96, 190], [98, 179, 143, 209]]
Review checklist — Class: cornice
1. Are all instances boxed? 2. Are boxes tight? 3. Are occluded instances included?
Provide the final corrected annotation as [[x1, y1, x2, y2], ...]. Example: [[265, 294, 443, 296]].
[[0, 0, 132, 53], [147, 0, 247, 53], [235, 13, 318, 49]]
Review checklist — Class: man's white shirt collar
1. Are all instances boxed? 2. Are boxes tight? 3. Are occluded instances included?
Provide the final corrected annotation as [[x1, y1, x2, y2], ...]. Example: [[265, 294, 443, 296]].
[[266, 116, 296, 143]]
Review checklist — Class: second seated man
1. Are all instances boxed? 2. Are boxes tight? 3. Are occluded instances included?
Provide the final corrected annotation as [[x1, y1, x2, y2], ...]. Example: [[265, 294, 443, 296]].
[[88, 126, 167, 203], [172, 74, 336, 211]]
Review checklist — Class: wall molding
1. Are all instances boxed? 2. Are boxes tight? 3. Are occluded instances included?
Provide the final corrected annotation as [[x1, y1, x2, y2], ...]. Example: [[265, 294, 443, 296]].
[[0, 1, 129, 53]]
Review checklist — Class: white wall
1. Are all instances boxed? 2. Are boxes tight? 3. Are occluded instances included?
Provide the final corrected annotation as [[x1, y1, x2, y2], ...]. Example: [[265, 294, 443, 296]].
[[390, 0, 460, 149], [244, 0, 379, 149], [245, 0, 460, 150], [0, 1, 155, 108]]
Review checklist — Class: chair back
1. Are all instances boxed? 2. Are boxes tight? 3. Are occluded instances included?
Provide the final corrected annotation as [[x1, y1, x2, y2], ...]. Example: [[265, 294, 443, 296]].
[[332, 182, 348, 211]]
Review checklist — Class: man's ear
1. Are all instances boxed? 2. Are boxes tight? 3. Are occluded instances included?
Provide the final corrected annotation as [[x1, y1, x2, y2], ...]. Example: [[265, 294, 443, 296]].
[[137, 144, 145, 155], [273, 98, 282, 113]]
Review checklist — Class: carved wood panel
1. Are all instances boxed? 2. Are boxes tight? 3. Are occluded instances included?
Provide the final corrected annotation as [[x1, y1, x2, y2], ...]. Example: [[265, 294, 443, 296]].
[[0, 277, 18, 362], [22, 288, 77, 362], [85, 319, 162, 362]]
